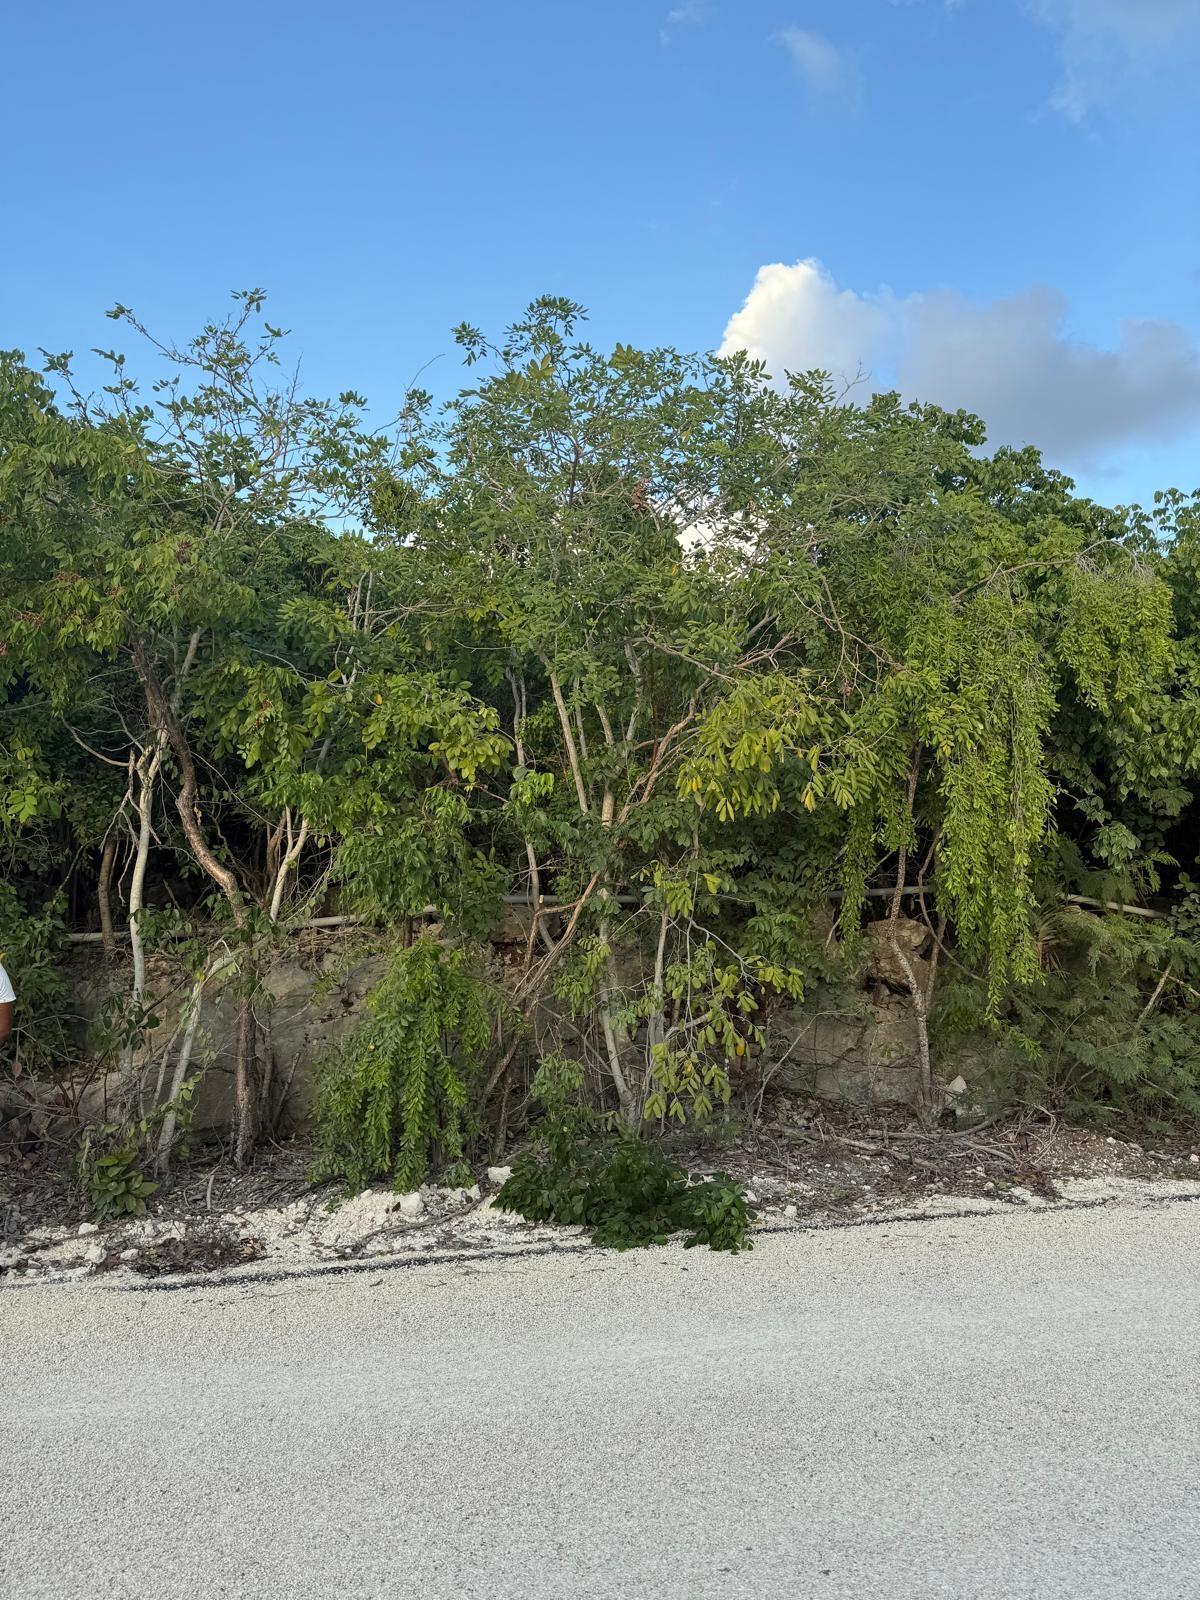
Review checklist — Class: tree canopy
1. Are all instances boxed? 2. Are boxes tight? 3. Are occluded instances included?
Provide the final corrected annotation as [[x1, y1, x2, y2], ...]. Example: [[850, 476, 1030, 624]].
[[3, 293, 1200, 1174]]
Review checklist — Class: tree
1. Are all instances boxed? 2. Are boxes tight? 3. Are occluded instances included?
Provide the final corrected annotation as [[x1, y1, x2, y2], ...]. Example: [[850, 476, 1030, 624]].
[[3, 293, 1198, 1183], [1, 300, 506, 1164]]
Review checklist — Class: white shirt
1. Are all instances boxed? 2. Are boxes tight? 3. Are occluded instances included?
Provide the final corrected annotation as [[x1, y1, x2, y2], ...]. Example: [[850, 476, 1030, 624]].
[[0, 963, 14, 1004]]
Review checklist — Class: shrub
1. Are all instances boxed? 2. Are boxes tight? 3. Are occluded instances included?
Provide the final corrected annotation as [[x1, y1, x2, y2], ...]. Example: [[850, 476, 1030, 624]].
[[73, 1078, 198, 1221], [313, 937, 498, 1192], [937, 904, 1200, 1126], [495, 1059, 754, 1251], [76, 1140, 158, 1222]]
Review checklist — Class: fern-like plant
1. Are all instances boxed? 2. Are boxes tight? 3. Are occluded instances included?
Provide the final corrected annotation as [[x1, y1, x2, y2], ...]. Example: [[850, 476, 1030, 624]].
[[313, 937, 497, 1192]]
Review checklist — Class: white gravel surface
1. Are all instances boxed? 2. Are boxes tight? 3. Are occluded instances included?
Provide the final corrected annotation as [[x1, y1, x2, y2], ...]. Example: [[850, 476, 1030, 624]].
[[3, 1198, 1198, 1599], [9, 1169, 1200, 1283]]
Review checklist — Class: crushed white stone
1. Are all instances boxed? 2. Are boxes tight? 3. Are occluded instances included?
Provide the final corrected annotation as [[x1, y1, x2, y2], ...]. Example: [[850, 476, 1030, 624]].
[[5, 1172, 1199, 1287]]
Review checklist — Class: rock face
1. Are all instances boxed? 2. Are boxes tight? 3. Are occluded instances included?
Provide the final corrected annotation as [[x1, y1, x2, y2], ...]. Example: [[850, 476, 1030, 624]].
[[67, 943, 390, 1138], [42, 914, 947, 1141], [766, 918, 937, 1107], [771, 995, 923, 1105]]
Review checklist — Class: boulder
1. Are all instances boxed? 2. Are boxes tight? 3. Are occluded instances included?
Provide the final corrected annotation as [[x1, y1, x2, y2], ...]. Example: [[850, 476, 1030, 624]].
[[865, 917, 931, 994], [768, 993, 923, 1106]]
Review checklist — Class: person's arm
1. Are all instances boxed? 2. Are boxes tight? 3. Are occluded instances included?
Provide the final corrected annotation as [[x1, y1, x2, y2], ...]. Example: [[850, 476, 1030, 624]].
[[0, 965, 14, 1045]]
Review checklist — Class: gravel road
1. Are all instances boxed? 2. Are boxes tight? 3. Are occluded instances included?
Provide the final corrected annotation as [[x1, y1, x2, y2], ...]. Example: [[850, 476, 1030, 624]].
[[3, 1199, 1198, 1599]]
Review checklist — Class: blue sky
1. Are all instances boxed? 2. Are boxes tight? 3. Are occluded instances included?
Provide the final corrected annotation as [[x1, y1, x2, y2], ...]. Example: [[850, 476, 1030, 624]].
[[3, 0, 1199, 506]]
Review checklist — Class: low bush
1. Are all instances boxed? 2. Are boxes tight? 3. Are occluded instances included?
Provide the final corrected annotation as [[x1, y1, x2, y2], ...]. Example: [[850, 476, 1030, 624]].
[[494, 1060, 754, 1251], [76, 1139, 158, 1222]]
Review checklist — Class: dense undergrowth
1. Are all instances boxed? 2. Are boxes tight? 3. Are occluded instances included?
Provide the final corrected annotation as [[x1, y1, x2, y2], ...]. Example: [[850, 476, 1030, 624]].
[[3, 292, 1200, 1233], [493, 1056, 755, 1251]]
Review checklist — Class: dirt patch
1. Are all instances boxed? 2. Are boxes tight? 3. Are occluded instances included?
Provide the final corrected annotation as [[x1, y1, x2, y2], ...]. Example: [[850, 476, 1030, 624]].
[[659, 1097, 1200, 1222], [124, 1224, 268, 1278], [0, 1137, 325, 1239]]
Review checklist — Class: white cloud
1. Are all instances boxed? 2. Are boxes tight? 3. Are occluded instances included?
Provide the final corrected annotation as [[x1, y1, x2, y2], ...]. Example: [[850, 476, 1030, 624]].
[[719, 258, 1200, 468], [660, 3, 710, 46], [776, 27, 861, 100], [719, 261, 896, 385], [1023, 0, 1200, 119]]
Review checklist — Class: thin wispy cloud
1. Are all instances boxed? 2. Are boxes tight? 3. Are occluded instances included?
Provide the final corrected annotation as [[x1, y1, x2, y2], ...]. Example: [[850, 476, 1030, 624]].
[[776, 27, 861, 102], [720, 258, 1200, 476], [1023, 0, 1200, 120], [660, 3, 711, 47], [898, 0, 1200, 119]]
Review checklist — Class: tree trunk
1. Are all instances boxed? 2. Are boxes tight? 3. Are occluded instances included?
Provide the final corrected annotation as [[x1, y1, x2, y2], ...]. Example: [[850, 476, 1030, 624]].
[[642, 906, 671, 1120], [119, 739, 166, 1091], [599, 935, 636, 1128], [155, 977, 204, 1177], [132, 639, 248, 933], [888, 760, 933, 1121], [233, 989, 260, 1171], [97, 832, 118, 961], [155, 949, 236, 1176], [133, 637, 265, 1163]]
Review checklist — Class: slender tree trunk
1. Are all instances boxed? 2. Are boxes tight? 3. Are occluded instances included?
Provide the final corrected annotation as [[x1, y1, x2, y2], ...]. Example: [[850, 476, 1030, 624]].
[[888, 760, 933, 1121], [268, 811, 309, 923], [506, 668, 555, 964], [233, 989, 260, 1170], [120, 739, 166, 1089], [133, 636, 268, 1165], [133, 640, 248, 933], [643, 905, 671, 1119], [258, 1008, 274, 1134], [155, 949, 236, 1175], [598, 926, 636, 1127], [97, 832, 118, 961], [546, 667, 589, 814], [599, 1004, 636, 1127], [155, 976, 204, 1176]]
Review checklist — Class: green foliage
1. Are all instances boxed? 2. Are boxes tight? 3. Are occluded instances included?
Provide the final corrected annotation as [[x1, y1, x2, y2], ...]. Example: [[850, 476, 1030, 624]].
[[497, 1124, 754, 1252], [4, 290, 1200, 1160], [78, 1145, 158, 1222], [495, 1056, 754, 1251], [73, 1076, 197, 1221], [313, 937, 498, 1192], [0, 887, 69, 1075], [644, 942, 804, 1125], [975, 905, 1200, 1124]]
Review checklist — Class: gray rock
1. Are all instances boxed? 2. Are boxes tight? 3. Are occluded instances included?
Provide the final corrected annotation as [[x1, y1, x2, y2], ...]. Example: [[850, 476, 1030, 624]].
[[865, 917, 931, 993], [77, 1222, 99, 1236], [395, 1192, 425, 1220], [84, 1243, 105, 1264], [487, 1166, 512, 1186]]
